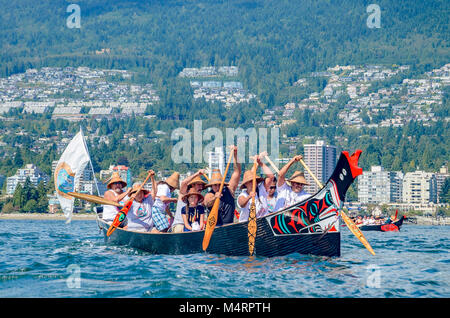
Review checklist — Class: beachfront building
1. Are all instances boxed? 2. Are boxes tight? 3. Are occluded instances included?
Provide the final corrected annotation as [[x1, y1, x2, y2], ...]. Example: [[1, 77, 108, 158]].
[[6, 164, 50, 195], [358, 166, 403, 204], [435, 165, 449, 203], [303, 140, 337, 194], [402, 170, 437, 204]]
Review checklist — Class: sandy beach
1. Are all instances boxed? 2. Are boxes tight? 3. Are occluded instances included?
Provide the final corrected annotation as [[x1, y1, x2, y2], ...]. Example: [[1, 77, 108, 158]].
[[0, 213, 97, 220]]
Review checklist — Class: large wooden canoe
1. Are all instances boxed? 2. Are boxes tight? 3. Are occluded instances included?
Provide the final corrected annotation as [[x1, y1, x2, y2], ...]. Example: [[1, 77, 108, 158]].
[[96, 150, 363, 257]]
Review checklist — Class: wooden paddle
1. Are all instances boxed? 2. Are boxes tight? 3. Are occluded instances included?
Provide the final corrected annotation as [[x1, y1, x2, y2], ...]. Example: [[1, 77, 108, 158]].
[[297, 158, 376, 256], [202, 149, 235, 251], [67, 192, 122, 207], [106, 170, 154, 237], [247, 157, 258, 256]]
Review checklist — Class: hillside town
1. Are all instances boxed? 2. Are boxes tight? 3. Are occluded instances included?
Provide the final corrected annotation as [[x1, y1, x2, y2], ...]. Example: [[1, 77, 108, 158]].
[[262, 63, 449, 129], [0, 67, 159, 119]]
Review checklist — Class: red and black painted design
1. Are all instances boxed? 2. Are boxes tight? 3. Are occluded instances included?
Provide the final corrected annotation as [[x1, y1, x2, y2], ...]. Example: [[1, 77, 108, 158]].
[[270, 190, 336, 235]]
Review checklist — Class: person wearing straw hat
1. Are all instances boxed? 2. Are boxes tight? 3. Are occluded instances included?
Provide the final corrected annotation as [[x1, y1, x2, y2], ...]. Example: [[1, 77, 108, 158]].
[[122, 174, 157, 232], [276, 155, 311, 208], [181, 187, 205, 232], [152, 171, 180, 232], [204, 145, 241, 226], [171, 169, 208, 233], [102, 172, 131, 222], [237, 154, 274, 222]]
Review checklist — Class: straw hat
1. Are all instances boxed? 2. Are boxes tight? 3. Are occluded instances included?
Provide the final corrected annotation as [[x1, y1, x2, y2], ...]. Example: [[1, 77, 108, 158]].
[[187, 175, 207, 188], [165, 172, 180, 189], [205, 169, 228, 187], [129, 182, 150, 196], [240, 170, 264, 189], [107, 172, 127, 189], [287, 171, 309, 185], [182, 187, 204, 204]]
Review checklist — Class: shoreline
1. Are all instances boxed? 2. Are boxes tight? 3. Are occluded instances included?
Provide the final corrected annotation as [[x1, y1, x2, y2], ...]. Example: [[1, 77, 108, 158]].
[[0, 212, 97, 220]]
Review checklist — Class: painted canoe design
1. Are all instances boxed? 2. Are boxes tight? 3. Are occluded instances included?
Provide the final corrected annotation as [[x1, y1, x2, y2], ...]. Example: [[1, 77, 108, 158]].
[[97, 150, 363, 257]]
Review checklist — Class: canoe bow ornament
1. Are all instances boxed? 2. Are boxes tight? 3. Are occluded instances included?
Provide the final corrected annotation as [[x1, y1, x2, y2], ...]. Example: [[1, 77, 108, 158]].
[[267, 150, 363, 236]]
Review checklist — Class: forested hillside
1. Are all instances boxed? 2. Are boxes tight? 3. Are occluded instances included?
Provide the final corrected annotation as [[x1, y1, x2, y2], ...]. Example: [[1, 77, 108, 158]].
[[0, 0, 448, 106]]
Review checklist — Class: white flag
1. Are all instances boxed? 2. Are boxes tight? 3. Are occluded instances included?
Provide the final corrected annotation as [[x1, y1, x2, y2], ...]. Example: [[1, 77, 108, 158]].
[[54, 130, 90, 222]]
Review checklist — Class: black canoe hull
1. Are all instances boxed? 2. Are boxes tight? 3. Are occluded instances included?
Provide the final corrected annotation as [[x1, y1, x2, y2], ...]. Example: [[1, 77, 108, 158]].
[[98, 217, 340, 257], [359, 216, 405, 231], [98, 150, 364, 257]]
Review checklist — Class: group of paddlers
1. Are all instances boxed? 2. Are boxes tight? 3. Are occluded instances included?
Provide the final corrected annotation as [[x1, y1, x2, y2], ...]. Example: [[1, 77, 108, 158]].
[[102, 146, 312, 233]]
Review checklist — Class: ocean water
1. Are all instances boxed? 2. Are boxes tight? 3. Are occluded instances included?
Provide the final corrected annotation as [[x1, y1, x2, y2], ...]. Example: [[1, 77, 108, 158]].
[[0, 219, 448, 298]]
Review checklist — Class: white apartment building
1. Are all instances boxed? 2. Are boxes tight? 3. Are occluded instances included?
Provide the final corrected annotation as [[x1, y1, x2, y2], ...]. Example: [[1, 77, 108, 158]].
[[6, 164, 50, 195], [303, 140, 337, 194], [208, 147, 225, 179], [358, 166, 403, 204], [402, 170, 437, 204]]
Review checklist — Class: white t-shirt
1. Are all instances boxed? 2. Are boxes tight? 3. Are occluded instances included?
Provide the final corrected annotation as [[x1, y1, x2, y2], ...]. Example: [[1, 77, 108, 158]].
[[173, 198, 186, 226], [266, 195, 285, 213], [153, 183, 171, 211], [238, 182, 269, 222], [102, 190, 123, 222], [276, 182, 311, 209], [124, 195, 154, 232]]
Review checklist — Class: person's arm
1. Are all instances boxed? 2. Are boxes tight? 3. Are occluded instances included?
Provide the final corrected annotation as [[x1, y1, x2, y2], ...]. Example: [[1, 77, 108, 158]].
[[180, 169, 206, 195], [257, 152, 275, 190], [203, 192, 216, 208], [104, 189, 131, 202], [182, 211, 191, 231], [237, 192, 255, 208], [227, 145, 241, 194], [149, 170, 157, 200], [277, 155, 302, 187], [199, 213, 205, 230]]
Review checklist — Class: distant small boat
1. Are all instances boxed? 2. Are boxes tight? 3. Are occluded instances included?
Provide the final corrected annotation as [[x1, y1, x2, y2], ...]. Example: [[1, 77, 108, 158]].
[[358, 216, 405, 232]]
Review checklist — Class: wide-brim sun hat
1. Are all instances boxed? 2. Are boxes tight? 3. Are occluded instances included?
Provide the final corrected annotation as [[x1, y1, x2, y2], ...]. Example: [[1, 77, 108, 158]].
[[287, 171, 309, 185], [182, 188, 204, 204], [106, 172, 127, 189], [165, 172, 180, 189], [205, 169, 228, 187], [239, 170, 264, 189]]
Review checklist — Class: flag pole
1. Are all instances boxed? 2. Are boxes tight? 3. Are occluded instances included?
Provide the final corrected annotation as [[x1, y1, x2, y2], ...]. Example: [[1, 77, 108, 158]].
[[80, 126, 100, 196]]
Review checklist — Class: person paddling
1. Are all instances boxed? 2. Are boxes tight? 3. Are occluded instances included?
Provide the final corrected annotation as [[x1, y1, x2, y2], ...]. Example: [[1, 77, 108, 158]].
[[102, 172, 131, 223], [152, 172, 179, 232], [203, 145, 241, 226], [277, 155, 311, 208], [181, 187, 205, 232], [172, 169, 207, 233]]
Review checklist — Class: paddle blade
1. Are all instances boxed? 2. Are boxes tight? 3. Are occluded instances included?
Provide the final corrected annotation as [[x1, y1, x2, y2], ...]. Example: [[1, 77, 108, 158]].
[[248, 204, 257, 256], [202, 199, 220, 251], [341, 211, 376, 256]]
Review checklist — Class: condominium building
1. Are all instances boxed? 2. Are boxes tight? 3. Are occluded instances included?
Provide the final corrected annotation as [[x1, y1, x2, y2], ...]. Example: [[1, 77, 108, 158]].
[[303, 140, 337, 194], [358, 166, 403, 204], [435, 165, 449, 203], [402, 170, 437, 204], [207, 147, 225, 179], [6, 164, 50, 195]]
